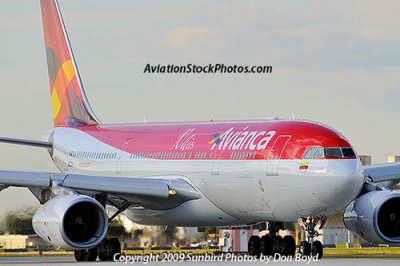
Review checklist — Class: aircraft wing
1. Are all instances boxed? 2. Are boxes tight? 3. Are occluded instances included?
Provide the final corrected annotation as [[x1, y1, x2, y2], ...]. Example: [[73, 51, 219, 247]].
[[0, 170, 201, 210], [363, 162, 400, 186], [0, 137, 52, 148]]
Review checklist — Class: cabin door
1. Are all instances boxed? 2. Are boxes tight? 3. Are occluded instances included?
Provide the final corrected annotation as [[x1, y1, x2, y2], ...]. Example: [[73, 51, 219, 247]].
[[117, 138, 132, 174], [266, 135, 291, 176]]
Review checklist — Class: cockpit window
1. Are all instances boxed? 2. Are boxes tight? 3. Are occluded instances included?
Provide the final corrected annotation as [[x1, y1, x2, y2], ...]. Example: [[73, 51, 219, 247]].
[[342, 148, 356, 158], [304, 147, 356, 159], [314, 147, 324, 159], [304, 147, 318, 159], [324, 148, 343, 158]]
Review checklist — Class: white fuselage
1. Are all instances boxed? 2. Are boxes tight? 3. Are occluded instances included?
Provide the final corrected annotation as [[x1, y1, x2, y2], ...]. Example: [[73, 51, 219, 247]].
[[48, 127, 364, 226]]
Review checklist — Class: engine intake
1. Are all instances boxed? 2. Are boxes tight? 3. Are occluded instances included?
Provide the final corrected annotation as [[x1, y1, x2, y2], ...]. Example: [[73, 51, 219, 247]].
[[33, 195, 108, 250], [344, 190, 400, 243], [377, 197, 400, 238]]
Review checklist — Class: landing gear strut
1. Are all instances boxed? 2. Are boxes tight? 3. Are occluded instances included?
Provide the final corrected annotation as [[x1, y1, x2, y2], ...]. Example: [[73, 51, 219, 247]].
[[297, 217, 326, 259], [248, 222, 296, 257], [74, 237, 121, 262]]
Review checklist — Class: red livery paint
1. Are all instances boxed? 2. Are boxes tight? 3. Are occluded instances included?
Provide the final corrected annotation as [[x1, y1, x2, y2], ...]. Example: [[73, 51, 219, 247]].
[[72, 120, 353, 160]]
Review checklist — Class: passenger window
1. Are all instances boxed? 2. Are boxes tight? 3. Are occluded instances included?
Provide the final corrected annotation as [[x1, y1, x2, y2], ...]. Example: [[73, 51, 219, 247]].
[[304, 147, 318, 159]]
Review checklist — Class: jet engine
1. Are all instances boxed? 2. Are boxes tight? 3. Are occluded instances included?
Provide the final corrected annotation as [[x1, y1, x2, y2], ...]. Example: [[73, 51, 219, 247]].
[[32, 194, 108, 250], [344, 190, 400, 243]]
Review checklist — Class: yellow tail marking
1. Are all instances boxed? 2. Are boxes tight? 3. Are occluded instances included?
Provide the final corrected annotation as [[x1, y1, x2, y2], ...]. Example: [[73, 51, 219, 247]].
[[62, 60, 75, 83], [51, 88, 61, 119]]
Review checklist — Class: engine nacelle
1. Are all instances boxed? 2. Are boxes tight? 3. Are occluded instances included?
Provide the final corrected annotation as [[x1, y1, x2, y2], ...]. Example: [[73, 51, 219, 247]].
[[32, 194, 108, 250], [344, 190, 400, 243]]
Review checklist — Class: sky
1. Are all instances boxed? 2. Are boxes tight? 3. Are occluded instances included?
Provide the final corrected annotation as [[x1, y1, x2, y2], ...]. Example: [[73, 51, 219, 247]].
[[0, 0, 400, 214]]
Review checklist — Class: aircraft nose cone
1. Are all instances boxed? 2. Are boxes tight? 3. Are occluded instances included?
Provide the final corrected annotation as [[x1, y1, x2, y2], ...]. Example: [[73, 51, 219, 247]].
[[318, 160, 364, 207]]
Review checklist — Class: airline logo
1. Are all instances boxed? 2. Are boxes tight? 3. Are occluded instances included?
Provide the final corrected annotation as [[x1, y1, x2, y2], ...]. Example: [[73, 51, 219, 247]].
[[208, 133, 224, 145], [210, 127, 276, 151]]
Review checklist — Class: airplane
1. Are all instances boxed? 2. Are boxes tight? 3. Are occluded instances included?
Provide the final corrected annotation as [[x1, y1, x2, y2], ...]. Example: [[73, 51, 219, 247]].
[[0, 0, 399, 262]]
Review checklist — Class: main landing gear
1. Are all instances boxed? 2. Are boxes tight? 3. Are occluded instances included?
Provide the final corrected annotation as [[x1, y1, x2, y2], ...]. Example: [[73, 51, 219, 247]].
[[248, 222, 296, 257], [74, 238, 121, 262], [74, 193, 125, 262], [297, 217, 326, 259]]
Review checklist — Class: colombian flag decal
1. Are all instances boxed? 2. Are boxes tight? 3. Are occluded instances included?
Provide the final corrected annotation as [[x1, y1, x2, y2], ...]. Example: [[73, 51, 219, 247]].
[[299, 162, 310, 170]]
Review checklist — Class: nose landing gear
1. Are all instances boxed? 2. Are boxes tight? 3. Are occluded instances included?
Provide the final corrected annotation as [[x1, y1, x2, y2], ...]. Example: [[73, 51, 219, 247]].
[[297, 217, 326, 259], [248, 222, 296, 257]]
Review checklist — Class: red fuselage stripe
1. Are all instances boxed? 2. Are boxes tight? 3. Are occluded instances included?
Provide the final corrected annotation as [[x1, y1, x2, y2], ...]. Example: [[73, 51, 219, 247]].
[[69, 120, 353, 160]]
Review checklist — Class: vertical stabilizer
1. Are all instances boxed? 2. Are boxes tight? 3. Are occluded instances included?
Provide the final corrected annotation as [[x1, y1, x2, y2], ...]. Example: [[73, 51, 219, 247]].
[[40, 0, 100, 126]]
